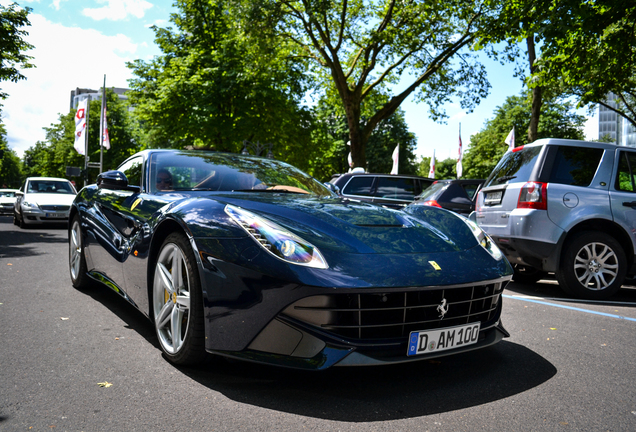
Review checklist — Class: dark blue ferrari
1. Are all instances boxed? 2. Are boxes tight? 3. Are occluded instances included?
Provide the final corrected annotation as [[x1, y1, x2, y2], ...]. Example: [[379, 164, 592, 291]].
[[68, 149, 512, 370]]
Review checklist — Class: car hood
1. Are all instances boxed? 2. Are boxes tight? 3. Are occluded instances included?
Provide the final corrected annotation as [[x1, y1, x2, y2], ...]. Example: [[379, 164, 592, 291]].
[[194, 193, 477, 254], [24, 193, 76, 206]]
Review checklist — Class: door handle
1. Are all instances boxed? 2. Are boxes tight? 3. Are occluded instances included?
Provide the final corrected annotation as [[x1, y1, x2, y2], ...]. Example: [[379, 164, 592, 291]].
[[622, 201, 636, 208]]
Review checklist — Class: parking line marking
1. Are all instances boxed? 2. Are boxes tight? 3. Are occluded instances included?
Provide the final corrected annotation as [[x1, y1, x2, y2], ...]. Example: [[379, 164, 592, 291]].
[[502, 294, 636, 322]]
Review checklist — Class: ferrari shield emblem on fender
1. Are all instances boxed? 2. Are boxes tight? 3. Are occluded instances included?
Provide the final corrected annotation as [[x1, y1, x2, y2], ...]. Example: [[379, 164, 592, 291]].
[[428, 260, 441, 271], [131, 197, 142, 211]]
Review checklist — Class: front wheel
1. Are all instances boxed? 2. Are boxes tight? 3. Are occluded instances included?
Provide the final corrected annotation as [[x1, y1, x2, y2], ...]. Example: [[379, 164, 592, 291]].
[[557, 231, 627, 300], [69, 216, 91, 289], [152, 233, 205, 365]]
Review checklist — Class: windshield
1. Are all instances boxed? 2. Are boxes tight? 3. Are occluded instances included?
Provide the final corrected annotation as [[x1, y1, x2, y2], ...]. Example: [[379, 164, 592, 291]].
[[27, 180, 75, 194], [483, 146, 543, 188], [150, 152, 332, 196]]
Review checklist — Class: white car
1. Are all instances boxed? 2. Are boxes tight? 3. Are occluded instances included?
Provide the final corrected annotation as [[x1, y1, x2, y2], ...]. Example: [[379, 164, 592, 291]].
[[0, 189, 20, 215], [14, 177, 77, 228]]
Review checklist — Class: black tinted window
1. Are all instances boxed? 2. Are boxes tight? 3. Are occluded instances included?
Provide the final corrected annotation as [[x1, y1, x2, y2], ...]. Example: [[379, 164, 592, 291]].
[[484, 146, 542, 187], [549, 146, 603, 187], [375, 177, 420, 199], [342, 176, 374, 196]]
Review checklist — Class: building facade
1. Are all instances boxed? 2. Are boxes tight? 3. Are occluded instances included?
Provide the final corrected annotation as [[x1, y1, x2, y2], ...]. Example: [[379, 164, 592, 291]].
[[598, 93, 636, 146]]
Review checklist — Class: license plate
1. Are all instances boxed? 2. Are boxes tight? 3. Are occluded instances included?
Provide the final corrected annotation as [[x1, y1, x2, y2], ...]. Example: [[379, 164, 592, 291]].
[[407, 322, 481, 356], [45, 213, 64, 218], [484, 190, 503, 205]]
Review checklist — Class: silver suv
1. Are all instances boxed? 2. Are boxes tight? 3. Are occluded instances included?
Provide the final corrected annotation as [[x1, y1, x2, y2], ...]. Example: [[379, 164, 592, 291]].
[[471, 138, 636, 300]]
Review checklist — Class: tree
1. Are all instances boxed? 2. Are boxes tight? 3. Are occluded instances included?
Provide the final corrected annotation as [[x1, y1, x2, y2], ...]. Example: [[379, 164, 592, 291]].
[[127, 0, 314, 166], [0, 117, 22, 187], [417, 156, 456, 180], [0, 2, 34, 99], [253, 0, 494, 170], [462, 92, 586, 179], [482, 1, 636, 139], [309, 92, 418, 181]]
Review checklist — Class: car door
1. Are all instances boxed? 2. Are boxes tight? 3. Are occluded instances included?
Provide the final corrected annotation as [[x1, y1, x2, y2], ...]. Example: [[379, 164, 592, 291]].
[[85, 157, 146, 294], [609, 149, 636, 255]]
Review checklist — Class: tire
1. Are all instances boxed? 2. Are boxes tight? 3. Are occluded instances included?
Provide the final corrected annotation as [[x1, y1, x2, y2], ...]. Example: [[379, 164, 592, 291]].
[[18, 211, 26, 228], [512, 264, 547, 284], [152, 232, 205, 365], [69, 216, 91, 289], [557, 231, 627, 300], [13, 212, 18, 226]]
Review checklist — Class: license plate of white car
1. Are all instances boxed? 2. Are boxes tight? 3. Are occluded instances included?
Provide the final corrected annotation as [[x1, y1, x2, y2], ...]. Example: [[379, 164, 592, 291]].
[[407, 322, 481, 356], [45, 213, 63, 218]]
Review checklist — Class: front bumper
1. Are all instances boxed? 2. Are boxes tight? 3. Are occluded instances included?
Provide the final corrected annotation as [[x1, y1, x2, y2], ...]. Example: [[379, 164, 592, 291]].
[[21, 208, 70, 224]]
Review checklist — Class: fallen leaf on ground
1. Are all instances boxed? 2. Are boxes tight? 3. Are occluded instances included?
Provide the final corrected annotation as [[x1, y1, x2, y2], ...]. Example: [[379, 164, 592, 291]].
[[61, 317, 69, 320], [7, 263, 12, 266], [97, 382, 113, 388]]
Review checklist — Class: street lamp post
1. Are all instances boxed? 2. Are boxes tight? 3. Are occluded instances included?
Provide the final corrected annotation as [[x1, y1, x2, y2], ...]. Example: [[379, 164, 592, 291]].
[[241, 140, 274, 159]]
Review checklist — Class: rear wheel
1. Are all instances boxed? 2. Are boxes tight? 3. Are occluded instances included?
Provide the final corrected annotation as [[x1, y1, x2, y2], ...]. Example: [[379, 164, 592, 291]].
[[512, 264, 547, 284], [152, 233, 205, 365], [69, 216, 91, 289], [557, 231, 626, 300]]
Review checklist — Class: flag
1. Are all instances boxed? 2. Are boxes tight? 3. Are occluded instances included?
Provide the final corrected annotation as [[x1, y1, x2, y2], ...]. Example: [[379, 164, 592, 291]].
[[74, 97, 88, 155], [456, 124, 463, 178], [428, 149, 436, 179], [101, 106, 110, 149], [347, 152, 353, 172], [505, 127, 515, 151], [390, 144, 399, 175]]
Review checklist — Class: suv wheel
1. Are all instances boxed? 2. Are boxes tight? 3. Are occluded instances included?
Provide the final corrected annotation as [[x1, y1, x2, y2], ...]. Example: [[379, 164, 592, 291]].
[[557, 231, 626, 300], [512, 264, 547, 284]]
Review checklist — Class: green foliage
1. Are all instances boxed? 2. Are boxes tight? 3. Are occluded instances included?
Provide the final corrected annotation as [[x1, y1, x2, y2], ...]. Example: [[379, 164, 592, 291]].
[[309, 94, 419, 181], [252, 0, 494, 169], [127, 0, 314, 168], [22, 90, 142, 184], [462, 91, 586, 179], [0, 3, 34, 99], [0, 121, 22, 187], [416, 156, 457, 180]]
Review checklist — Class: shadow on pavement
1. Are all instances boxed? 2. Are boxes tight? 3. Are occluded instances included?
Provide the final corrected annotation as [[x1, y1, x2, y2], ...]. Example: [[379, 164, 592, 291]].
[[173, 340, 555, 422], [0, 216, 68, 258]]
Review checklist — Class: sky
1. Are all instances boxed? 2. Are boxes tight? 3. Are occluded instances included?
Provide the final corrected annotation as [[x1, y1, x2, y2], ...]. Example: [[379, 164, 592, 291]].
[[1, 0, 599, 161]]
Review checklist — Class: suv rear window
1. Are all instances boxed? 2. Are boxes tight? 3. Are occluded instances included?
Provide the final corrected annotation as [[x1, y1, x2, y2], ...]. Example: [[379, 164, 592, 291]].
[[548, 146, 604, 187], [484, 146, 543, 187]]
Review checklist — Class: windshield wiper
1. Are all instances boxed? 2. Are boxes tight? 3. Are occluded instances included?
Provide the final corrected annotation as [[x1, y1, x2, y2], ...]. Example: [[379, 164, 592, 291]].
[[495, 175, 517, 184]]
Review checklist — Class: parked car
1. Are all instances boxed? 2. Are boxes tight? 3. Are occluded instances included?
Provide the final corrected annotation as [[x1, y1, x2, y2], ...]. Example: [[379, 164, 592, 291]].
[[0, 189, 20, 215], [329, 172, 435, 208], [70, 149, 512, 369], [409, 179, 484, 215], [471, 138, 636, 300], [14, 177, 77, 228]]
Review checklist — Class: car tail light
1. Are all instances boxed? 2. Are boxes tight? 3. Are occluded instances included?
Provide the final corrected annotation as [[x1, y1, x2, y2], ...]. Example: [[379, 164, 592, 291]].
[[422, 200, 442, 208], [517, 182, 547, 210]]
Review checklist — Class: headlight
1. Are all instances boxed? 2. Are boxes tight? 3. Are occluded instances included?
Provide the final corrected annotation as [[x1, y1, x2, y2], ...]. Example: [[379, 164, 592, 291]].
[[22, 201, 39, 209], [225, 204, 328, 269], [462, 217, 503, 261]]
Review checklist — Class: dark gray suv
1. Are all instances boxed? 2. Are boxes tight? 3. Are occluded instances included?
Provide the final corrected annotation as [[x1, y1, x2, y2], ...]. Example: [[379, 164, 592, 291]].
[[471, 138, 636, 300]]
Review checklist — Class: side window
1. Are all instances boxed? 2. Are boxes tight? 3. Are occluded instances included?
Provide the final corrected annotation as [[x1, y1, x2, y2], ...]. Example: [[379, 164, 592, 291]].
[[548, 146, 604, 187], [616, 151, 636, 192], [118, 157, 143, 188], [463, 184, 480, 200], [342, 176, 374, 196], [375, 177, 416, 200]]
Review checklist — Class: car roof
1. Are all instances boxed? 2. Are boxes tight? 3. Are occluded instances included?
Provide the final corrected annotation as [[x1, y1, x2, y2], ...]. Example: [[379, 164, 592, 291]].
[[25, 177, 72, 181], [0, 188, 20, 192], [333, 172, 434, 180], [523, 138, 619, 150]]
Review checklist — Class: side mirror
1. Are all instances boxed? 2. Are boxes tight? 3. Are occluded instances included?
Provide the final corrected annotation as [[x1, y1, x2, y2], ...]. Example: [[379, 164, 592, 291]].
[[97, 170, 141, 193], [324, 182, 341, 195]]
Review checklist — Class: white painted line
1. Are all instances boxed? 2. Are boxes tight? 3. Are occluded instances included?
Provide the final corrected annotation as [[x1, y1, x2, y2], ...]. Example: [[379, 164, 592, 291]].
[[503, 294, 636, 322]]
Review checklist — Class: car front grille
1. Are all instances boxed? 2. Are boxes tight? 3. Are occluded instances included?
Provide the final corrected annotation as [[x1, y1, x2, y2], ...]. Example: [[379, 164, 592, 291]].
[[40, 205, 70, 211], [282, 282, 505, 340]]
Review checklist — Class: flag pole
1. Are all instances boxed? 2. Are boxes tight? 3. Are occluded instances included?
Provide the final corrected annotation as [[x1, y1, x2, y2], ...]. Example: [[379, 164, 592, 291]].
[[83, 95, 90, 187], [99, 74, 106, 174]]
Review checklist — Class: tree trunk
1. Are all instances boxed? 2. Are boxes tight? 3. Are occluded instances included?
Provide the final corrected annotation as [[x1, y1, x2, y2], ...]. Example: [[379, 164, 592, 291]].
[[526, 34, 542, 143]]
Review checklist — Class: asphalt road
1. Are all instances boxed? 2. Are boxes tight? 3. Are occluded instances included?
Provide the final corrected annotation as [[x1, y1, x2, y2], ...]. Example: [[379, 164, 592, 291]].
[[1, 215, 635, 431]]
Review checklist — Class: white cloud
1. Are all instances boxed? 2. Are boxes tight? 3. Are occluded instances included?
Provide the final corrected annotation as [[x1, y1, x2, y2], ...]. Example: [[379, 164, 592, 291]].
[[2, 14, 139, 157], [584, 108, 599, 141], [83, 0, 153, 21]]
